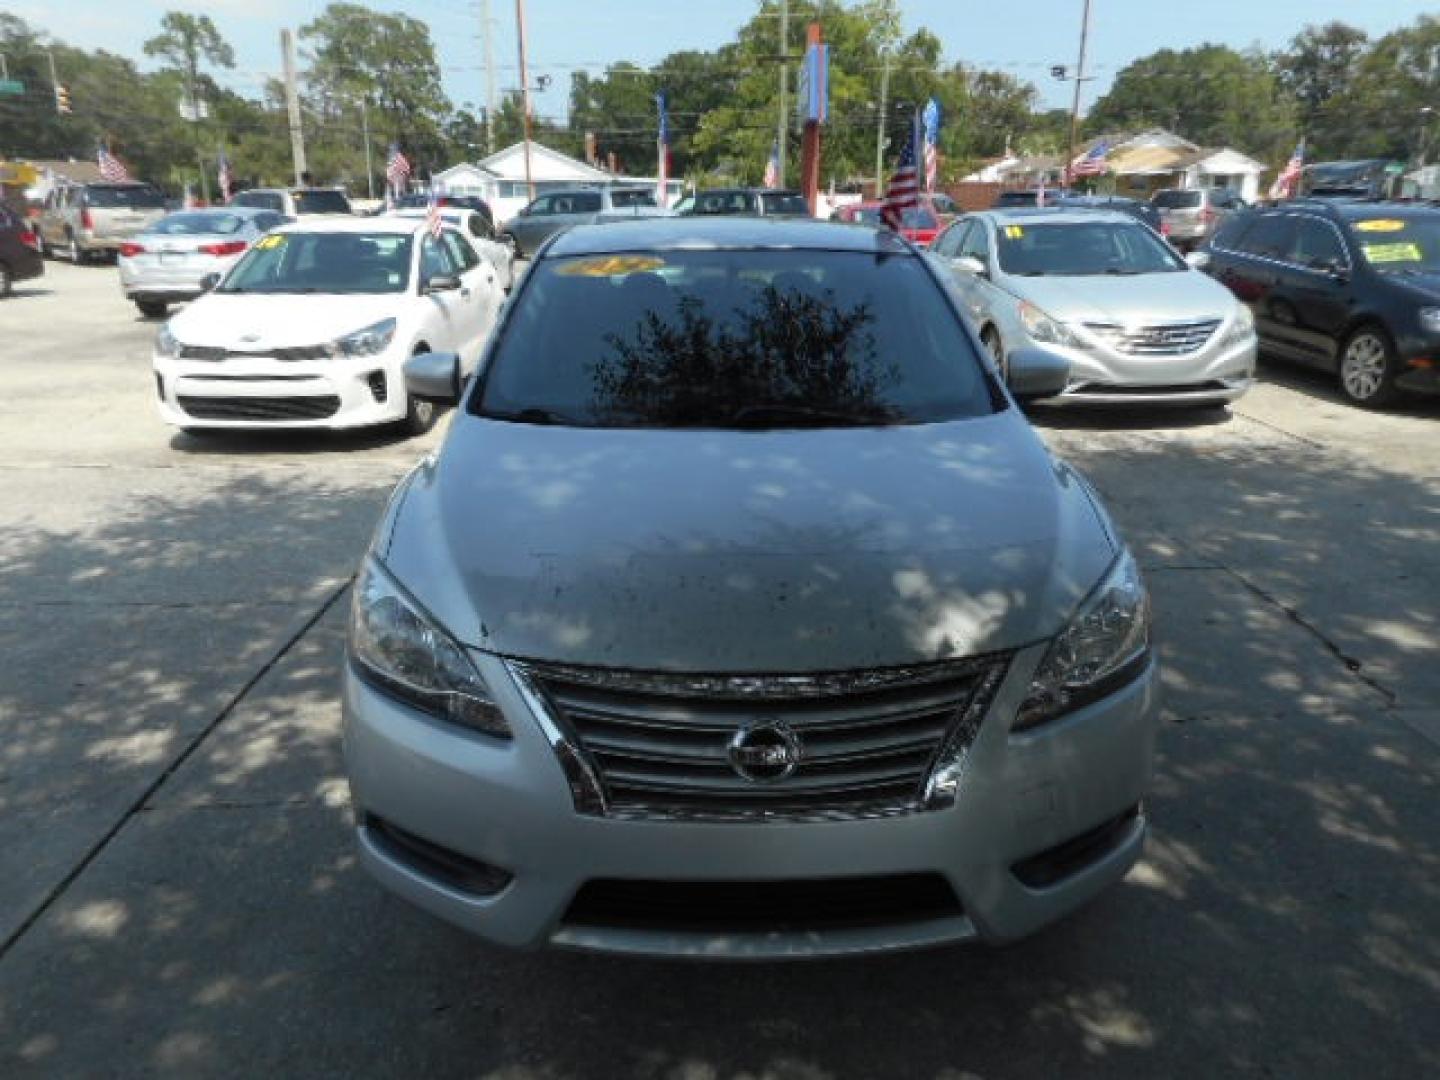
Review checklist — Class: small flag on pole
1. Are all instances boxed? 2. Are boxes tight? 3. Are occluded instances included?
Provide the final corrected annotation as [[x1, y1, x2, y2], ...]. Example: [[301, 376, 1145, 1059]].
[[97, 142, 131, 183], [655, 91, 671, 209], [763, 141, 781, 189], [217, 149, 233, 203], [881, 114, 921, 231], [1067, 140, 1110, 183], [386, 143, 412, 201], [921, 98, 941, 193], [426, 181, 445, 239], [1269, 140, 1305, 200]]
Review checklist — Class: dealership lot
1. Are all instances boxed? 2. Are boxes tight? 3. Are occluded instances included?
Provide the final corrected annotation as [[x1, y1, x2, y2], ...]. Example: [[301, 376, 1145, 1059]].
[[1, 261, 1437, 1077]]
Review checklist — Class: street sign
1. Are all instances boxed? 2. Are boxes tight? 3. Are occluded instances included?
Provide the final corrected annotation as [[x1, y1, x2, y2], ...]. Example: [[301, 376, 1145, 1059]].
[[0, 80, 24, 95]]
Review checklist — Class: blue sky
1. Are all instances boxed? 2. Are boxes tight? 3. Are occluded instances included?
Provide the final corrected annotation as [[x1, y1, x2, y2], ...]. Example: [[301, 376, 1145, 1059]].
[[15, 0, 1437, 122]]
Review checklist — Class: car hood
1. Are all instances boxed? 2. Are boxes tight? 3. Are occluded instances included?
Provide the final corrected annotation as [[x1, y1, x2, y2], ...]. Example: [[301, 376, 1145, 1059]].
[[168, 293, 404, 348], [1383, 270, 1440, 304], [1009, 270, 1235, 324], [381, 412, 1117, 672]]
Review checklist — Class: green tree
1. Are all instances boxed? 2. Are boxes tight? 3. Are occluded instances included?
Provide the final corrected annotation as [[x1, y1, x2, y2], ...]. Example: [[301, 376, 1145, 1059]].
[[1273, 21, 1368, 157], [1321, 15, 1440, 162], [144, 12, 236, 199]]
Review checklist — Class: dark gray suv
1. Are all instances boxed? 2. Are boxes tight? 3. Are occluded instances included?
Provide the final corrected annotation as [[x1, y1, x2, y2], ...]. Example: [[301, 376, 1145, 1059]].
[[500, 186, 661, 257]]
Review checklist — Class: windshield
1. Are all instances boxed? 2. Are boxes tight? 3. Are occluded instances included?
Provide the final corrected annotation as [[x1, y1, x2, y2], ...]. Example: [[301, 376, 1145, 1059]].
[[610, 189, 657, 208], [218, 231, 413, 294], [996, 220, 1185, 276], [1352, 216, 1440, 274], [760, 192, 812, 216], [149, 212, 248, 236], [475, 250, 996, 429], [86, 185, 165, 209], [995, 192, 1038, 207], [292, 189, 351, 215], [850, 207, 883, 225], [1152, 190, 1202, 209], [901, 207, 938, 229]]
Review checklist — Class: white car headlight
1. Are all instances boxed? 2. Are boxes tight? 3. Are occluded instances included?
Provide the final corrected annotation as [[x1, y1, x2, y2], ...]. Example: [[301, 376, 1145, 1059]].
[[1015, 550, 1151, 732], [327, 317, 397, 359], [1018, 301, 1086, 350], [1219, 303, 1255, 347], [349, 558, 509, 738], [1419, 307, 1440, 334], [155, 323, 182, 359]]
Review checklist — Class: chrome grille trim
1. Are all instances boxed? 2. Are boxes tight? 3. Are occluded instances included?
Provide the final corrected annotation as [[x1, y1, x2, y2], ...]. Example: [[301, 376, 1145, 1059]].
[[509, 656, 1011, 822], [178, 344, 331, 362], [1082, 319, 1220, 356]]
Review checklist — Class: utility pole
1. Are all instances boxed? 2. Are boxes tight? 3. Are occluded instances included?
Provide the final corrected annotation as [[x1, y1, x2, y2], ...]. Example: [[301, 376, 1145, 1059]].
[[185, 52, 210, 203], [360, 95, 375, 199], [874, 48, 891, 196], [1065, 0, 1093, 190], [280, 29, 307, 187], [776, 0, 789, 187], [481, 0, 497, 157], [516, 0, 535, 200], [46, 50, 59, 111]]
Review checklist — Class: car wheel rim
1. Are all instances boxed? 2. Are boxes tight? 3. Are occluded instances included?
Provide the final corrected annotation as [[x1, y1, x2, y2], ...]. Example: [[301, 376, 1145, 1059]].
[[70, 239, 79, 261], [1341, 334, 1386, 399], [414, 400, 434, 425]]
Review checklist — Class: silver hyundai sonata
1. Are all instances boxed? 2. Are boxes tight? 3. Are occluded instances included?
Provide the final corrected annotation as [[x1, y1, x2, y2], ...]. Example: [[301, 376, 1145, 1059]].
[[343, 217, 1160, 959]]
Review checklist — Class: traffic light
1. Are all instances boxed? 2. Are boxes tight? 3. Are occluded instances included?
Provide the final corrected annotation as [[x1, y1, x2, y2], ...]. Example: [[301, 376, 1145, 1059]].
[[54, 84, 71, 114]]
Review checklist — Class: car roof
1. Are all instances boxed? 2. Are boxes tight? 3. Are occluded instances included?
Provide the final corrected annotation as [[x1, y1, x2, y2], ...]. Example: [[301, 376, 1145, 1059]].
[[975, 208, 1136, 225], [1288, 199, 1439, 221], [163, 205, 273, 218], [273, 216, 422, 235], [545, 216, 910, 257]]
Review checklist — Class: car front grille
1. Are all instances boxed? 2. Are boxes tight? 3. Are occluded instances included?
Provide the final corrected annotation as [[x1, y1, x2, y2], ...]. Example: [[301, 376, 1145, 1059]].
[[1083, 319, 1220, 355], [177, 394, 340, 421], [515, 657, 1009, 821], [178, 344, 331, 362]]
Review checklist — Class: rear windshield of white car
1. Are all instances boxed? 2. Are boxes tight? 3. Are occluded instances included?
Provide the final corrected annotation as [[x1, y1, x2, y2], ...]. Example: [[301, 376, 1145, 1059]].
[[995, 221, 1185, 276], [1152, 190, 1202, 209], [217, 232, 413, 294], [85, 185, 165, 209], [149, 212, 249, 236], [475, 249, 999, 429]]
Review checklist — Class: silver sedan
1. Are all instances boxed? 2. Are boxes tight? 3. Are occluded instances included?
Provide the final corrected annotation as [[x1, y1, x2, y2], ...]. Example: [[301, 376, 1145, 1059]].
[[930, 209, 1257, 406], [118, 206, 287, 319]]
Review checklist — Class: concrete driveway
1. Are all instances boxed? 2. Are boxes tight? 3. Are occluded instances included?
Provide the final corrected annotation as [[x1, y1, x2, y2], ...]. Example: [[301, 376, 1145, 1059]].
[[1, 259, 1436, 1078]]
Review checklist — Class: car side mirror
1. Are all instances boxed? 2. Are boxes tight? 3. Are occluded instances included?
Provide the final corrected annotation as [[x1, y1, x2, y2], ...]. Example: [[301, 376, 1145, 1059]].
[[957, 255, 987, 277], [200, 272, 221, 292], [1007, 347, 1070, 401], [1184, 251, 1211, 271], [424, 273, 461, 294], [404, 352, 462, 405]]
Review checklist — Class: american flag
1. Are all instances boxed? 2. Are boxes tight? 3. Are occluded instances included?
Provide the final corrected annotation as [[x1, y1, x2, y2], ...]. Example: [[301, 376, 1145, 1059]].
[[386, 144, 411, 197], [1269, 140, 1305, 200], [425, 183, 444, 239], [1068, 140, 1110, 181], [921, 98, 941, 193], [217, 149, 233, 203], [763, 141, 780, 189], [97, 143, 131, 183], [655, 91, 671, 208], [881, 117, 920, 230]]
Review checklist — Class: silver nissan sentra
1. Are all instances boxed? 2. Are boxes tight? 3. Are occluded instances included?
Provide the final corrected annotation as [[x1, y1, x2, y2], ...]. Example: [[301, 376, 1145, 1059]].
[[343, 217, 1159, 959]]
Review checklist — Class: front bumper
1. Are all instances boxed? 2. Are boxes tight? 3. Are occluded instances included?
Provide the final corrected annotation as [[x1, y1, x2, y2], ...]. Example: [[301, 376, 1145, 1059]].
[[343, 644, 1160, 958], [1040, 333, 1256, 406], [153, 351, 408, 429]]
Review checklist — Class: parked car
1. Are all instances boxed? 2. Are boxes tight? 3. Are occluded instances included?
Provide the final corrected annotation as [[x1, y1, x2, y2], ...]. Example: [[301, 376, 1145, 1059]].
[[118, 207, 286, 319], [993, 189, 1046, 209], [343, 216, 1158, 956], [393, 192, 495, 231], [1193, 200, 1440, 407], [1150, 187, 1245, 251], [501, 186, 660, 257], [37, 182, 167, 263], [152, 216, 505, 435], [0, 205, 45, 297], [1299, 159, 1404, 201], [928, 209, 1256, 406], [1048, 194, 1162, 233], [229, 187, 353, 217], [685, 187, 813, 218], [834, 200, 941, 246], [386, 205, 515, 291]]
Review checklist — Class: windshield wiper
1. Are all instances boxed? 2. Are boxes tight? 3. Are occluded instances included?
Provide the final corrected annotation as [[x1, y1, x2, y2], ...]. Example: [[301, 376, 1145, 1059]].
[[729, 403, 893, 428]]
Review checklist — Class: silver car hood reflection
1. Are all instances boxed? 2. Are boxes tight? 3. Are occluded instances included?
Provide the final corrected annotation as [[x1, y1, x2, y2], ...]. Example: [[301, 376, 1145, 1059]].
[[381, 411, 1116, 672], [1010, 271, 1235, 325]]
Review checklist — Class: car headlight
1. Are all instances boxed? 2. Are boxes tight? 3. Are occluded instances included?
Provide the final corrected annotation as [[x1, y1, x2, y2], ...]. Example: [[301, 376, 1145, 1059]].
[[327, 317, 397, 359], [155, 323, 182, 359], [349, 558, 509, 738], [1018, 301, 1086, 349], [1015, 549, 1151, 732], [1219, 303, 1255, 346], [1419, 307, 1440, 334]]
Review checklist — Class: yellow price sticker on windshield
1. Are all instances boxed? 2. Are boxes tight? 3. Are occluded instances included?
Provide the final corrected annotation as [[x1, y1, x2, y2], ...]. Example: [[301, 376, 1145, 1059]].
[[1004, 225, 1024, 239], [254, 234, 285, 250], [1362, 242, 1422, 263], [1354, 219, 1406, 233], [557, 255, 665, 277]]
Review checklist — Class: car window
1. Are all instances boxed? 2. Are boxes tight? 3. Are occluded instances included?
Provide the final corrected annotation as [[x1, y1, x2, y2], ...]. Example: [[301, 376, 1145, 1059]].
[[218, 232, 413, 294], [525, 196, 554, 216], [1289, 217, 1347, 270], [1237, 214, 1297, 259], [292, 190, 351, 215], [467, 215, 491, 239], [901, 207, 938, 229], [959, 220, 991, 263], [995, 220, 1184, 276], [1349, 214, 1440, 274], [475, 249, 998, 429], [443, 230, 480, 271], [235, 192, 285, 213], [255, 213, 284, 233], [1210, 214, 1253, 251], [85, 185, 166, 209], [760, 192, 812, 215], [420, 233, 461, 280], [931, 222, 963, 256], [994, 192, 1037, 208], [149, 212, 247, 236], [1152, 190, 1202, 209], [610, 189, 657, 208]]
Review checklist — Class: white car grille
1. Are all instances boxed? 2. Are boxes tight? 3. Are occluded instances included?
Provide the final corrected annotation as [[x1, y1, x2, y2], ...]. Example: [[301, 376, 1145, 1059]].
[[1083, 319, 1220, 356]]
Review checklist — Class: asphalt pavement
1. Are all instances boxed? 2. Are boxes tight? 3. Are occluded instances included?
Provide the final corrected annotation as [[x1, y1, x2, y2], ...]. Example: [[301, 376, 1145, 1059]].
[[0, 259, 1436, 1078]]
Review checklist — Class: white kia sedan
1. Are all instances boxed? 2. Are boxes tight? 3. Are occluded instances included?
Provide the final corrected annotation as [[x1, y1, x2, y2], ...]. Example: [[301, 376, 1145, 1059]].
[[153, 217, 504, 435]]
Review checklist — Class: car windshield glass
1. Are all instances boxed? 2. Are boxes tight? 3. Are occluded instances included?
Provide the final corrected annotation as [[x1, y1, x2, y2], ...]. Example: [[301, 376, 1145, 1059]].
[[217, 232, 412, 294], [475, 250, 996, 429], [995, 192, 1037, 207], [902, 207, 938, 229], [149, 212, 247, 236], [292, 190, 351, 214], [851, 207, 883, 225], [86, 185, 165, 209], [1152, 190, 1202, 209], [759, 193, 812, 215], [995, 221, 1184, 275], [1352, 216, 1440, 273], [610, 189, 657, 208]]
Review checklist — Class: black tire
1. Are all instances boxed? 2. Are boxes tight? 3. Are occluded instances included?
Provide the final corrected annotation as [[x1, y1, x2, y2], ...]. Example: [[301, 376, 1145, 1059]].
[[136, 300, 168, 319], [981, 326, 1007, 381], [1337, 324, 1401, 409], [0, 262, 12, 298], [67, 234, 85, 265], [398, 393, 439, 436]]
